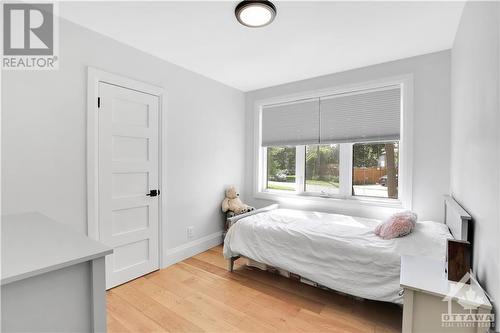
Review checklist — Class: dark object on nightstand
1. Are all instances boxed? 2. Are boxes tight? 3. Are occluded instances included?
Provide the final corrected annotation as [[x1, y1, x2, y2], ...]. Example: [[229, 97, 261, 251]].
[[446, 239, 471, 283]]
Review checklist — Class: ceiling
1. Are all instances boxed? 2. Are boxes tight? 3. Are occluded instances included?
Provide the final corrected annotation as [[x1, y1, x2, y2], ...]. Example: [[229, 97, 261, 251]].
[[60, 1, 465, 91]]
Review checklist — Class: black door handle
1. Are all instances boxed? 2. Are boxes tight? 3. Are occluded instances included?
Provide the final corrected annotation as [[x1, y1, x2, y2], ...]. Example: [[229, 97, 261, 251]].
[[147, 189, 160, 197]]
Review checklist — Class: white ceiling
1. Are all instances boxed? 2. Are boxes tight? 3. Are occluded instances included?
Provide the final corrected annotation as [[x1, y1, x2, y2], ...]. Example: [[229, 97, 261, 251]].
[[60, 1, 465, 91]]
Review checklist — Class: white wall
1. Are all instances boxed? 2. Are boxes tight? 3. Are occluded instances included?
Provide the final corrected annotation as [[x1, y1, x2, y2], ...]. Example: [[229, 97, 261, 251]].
[[450, 1, 499, 323], [244, 51, 451, 221], [1, 19, 245, 256]]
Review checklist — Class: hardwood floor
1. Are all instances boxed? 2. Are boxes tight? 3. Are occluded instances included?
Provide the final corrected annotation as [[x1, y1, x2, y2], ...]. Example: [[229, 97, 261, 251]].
[[107, 245, 402, 332]]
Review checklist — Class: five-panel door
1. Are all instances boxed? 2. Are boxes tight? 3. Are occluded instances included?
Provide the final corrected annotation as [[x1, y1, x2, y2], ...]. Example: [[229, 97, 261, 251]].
[[98, 82, 160, 289]]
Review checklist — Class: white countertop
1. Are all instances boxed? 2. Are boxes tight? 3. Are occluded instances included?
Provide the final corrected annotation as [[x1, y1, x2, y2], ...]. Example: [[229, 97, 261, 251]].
[[400, 255, 492, 310], [1, 212, 112, 285]]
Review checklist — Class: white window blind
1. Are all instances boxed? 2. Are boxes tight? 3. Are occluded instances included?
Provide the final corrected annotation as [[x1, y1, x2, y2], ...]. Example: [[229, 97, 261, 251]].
[[261, 98, 320, 147], [319, 87, 401, 144]]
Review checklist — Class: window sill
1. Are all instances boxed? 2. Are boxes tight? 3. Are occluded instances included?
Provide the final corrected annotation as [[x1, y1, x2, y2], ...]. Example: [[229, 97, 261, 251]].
[[254, 190, 404, 209]]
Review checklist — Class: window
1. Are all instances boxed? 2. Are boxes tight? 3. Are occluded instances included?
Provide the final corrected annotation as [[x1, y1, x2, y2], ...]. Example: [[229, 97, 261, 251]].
[[352, 142, 399, 199], [266, 146, 296, 191], [262, 142, 399, 199], [256, 79, 411, 207], [305, 144, 339, 195]]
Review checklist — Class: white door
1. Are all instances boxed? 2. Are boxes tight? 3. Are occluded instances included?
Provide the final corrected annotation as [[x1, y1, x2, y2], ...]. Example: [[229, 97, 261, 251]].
[[98, 82, 160, 289]]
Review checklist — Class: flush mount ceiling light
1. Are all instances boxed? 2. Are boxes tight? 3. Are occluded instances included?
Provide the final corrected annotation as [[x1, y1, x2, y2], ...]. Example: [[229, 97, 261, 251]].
[[235, 1, 277, 28]]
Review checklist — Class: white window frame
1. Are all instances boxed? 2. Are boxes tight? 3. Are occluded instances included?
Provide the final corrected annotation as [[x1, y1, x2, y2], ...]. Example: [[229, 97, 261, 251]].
[[253, 74, 413, 209]]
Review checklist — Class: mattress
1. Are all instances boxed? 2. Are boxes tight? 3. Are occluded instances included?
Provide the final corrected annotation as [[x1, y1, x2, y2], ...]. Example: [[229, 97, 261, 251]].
[[223, 208, 452, 304]]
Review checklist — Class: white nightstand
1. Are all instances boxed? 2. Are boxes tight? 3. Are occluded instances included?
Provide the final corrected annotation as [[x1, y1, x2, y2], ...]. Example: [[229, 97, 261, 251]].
[[400, 255, 493, 333]]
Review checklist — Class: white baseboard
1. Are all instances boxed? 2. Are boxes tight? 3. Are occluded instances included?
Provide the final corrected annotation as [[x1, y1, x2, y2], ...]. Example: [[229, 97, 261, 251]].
[[161, 231, 223, 268]]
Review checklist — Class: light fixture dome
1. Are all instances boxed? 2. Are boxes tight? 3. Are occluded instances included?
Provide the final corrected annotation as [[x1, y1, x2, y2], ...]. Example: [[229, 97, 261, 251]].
[[235, 1, 276, 28]]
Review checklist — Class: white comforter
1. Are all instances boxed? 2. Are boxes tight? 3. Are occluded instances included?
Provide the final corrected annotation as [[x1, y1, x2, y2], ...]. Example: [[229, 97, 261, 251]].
[[223, 208, 452, 304]]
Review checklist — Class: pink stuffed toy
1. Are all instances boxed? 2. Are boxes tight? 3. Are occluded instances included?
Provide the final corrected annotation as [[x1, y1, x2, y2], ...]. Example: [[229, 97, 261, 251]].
[[375, 211, 417, 239]]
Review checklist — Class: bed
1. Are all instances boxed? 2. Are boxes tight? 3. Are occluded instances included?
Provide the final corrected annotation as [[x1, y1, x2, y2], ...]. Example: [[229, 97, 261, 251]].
[[223, 196, 471, 304]]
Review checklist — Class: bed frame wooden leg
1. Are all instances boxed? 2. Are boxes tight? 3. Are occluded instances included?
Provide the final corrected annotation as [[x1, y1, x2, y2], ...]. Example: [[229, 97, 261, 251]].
[[228, 256, 239, 272]]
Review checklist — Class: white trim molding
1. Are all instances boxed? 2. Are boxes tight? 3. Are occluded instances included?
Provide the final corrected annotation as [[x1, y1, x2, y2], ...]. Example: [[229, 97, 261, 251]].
[[162, 232, 223, 268], [86, 67, 169, 268], [253, 74, 414, 211]]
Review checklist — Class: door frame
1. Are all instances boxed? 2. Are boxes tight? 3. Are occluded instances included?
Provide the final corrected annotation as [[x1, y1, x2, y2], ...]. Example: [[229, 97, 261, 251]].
[[86, 67, 168, 269]]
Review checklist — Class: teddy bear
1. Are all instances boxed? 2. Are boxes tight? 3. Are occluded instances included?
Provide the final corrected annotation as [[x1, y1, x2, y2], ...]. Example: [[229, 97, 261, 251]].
[[221, 186, 255, 215]]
